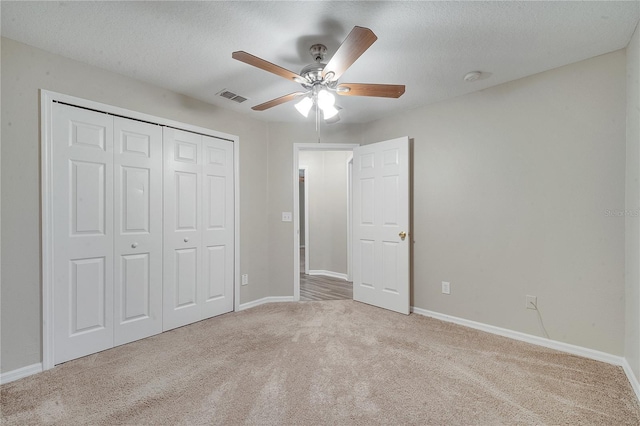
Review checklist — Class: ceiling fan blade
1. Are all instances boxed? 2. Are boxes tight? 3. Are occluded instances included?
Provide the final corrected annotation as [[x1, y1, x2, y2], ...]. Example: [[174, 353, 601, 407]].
[[232, 51, 305, 82], [252, 92, 306, 111], [323, 26, 378, 80], [336, 83, 405, 98]]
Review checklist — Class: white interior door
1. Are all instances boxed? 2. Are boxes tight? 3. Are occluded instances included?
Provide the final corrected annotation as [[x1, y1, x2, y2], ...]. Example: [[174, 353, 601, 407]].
[[163, 128, 202, 330], [113, 117, 163, 345], [201, 136, 235, 318], [352, 137, 410, 314], [52, 103, 115, 364]]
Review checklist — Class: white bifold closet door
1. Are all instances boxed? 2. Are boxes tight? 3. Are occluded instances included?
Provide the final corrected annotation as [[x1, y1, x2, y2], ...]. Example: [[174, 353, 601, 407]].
[[52, 103, 163, 364], [163, 128, 234, 331], [113, 117, 163, 346], [53, 104, 115, 364]]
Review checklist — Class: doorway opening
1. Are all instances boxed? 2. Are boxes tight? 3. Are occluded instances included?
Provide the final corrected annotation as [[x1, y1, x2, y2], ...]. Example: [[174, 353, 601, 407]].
[[293, 143, 359, 301]]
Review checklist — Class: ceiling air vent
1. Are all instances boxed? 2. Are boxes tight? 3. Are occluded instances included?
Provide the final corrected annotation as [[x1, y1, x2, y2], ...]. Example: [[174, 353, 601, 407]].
[[216, 89, 248, 104]]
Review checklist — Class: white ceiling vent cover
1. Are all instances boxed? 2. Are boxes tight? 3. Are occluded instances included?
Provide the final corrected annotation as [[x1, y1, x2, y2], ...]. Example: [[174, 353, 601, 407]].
[[216, 89, 248, 104]]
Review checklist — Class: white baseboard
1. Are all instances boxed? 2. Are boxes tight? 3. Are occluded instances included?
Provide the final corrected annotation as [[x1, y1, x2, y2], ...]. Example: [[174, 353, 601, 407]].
[[410, 306, 640, 402], [238, 296, 294, 311], [308, 270, 348, 280], [621, 358, 640, 402], [0, 363, 42, 385]]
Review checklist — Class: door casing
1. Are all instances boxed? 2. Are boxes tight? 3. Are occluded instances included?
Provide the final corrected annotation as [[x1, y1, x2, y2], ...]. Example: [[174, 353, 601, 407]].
[[292, 143, 359, 301]]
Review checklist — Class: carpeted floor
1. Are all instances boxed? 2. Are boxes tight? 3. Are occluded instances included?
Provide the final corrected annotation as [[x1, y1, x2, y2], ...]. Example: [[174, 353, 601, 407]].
[[2, 300, 639, 425]]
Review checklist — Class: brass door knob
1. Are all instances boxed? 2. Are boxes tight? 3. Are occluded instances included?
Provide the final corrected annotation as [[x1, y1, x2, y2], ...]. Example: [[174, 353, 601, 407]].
[[399, 231, 407, 240]]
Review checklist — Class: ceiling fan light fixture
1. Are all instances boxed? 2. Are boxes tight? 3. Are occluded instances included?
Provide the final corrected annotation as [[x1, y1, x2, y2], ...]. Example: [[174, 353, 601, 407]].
[[322, 104, 339, 120], [317, 89, 335, 110], [295, 96, 313, 117]]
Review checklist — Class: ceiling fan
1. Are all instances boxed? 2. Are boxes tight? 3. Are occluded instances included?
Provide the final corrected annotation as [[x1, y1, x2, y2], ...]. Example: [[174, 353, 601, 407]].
[[232, 26, 405, 120]]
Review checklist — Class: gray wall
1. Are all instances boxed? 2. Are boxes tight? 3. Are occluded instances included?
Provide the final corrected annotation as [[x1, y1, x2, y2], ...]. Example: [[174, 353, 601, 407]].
[[0, 37, 271, 373], [626, 24, 640, 381], [1, 35, 636, 375], [299, 150, 351, 275], [360, 51, 627, 355]]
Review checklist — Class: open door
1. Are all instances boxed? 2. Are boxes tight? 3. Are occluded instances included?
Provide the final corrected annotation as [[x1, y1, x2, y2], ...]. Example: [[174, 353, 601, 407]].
[[352, 137, 409, 314]]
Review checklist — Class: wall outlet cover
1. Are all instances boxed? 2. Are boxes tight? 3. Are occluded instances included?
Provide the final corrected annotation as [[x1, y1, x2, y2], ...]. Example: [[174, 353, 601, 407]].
[[442, 281, 451, 295], [526, 295, 537, 309]]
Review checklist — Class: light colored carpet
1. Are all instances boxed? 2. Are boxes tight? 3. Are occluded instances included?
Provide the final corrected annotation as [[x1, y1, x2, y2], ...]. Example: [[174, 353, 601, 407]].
[[1, 300, 639, 425]]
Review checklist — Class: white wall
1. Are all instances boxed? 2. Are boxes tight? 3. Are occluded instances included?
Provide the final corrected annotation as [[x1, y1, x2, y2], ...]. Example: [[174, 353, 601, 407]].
[[266, 122, 363, 297], [626, 23, 640, 381], [299, 150, 351, 275], [0, 37, 271, 373], [361, 51, 627, 355]]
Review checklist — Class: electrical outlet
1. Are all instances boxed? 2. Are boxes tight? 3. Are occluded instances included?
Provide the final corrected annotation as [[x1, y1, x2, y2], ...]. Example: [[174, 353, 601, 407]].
[[442, 281, 450, 295], [282, 212, 292, 222], [241, 274, 249, 286], [526, 295, 537, 310]]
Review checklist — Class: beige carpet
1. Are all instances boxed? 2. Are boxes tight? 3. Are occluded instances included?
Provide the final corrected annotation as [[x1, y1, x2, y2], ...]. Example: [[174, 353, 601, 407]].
[[2, 300, 639, 425]]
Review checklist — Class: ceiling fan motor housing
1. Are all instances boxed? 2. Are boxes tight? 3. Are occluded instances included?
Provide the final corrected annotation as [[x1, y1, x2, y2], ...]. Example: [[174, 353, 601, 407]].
[[300, 63, 326, 84], [309, 44, 327, 62]]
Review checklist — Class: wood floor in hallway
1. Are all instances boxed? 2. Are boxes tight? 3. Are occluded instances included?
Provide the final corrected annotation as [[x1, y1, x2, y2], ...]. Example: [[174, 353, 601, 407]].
[[300, 248, 353, 301]]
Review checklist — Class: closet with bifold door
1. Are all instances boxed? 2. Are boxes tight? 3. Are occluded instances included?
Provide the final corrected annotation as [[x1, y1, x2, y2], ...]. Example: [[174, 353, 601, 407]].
[[50, 102, 235, 365]]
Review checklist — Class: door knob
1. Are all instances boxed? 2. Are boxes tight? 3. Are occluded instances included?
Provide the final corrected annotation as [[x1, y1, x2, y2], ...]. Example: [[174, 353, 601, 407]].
[[131, 242, 138, 248], [184, 237, 189, 243], [399, 231, 407, 241]]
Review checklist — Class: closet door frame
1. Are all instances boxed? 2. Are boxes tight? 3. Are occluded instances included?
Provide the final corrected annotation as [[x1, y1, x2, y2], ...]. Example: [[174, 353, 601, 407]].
[[41, 90, 240, 371]]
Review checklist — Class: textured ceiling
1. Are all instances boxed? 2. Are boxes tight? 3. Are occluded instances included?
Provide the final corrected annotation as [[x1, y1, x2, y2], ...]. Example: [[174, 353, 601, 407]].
[[2, 1, 639, 124]]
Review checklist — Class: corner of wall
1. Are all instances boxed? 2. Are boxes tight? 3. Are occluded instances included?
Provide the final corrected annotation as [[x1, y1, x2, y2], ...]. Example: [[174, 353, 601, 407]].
[[625, 19, 640, 382]]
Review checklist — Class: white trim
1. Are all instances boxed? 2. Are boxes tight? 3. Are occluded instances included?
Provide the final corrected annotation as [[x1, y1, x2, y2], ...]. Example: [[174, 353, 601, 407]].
[[40, 90, 241, 371], [234, 127, 241, 313], [0, 363, 43, 385], [293, 143, 359, 302], [293, 151, 301, 301], [411, 306, 640, 402], [411, 307, 621, 365], [621, 359, 640, 402], [238, 296, 294, 311], [299, 165, 310, 276], [308, 270, 348, 281], [41, 91, 55, 371], [346, 157, 353, 282]]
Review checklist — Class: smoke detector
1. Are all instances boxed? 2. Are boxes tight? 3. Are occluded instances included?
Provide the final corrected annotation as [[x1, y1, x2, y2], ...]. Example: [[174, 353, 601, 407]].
[[463, 71, 482, 82]]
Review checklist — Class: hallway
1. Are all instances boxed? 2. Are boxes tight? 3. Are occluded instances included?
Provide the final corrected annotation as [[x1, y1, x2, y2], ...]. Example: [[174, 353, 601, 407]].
[[300, 248, 352, 301]]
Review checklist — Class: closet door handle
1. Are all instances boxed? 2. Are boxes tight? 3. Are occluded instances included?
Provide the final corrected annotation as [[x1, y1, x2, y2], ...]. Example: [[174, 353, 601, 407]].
[[131, 242, 138, 248], [184, 237, 189, 243]]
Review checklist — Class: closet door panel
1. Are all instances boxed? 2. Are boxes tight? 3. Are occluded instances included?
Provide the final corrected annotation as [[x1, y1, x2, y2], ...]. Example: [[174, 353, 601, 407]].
[[163, 128, 202, 331], [113, 117, 163, 346], [52, 103, 114, 364], [201, 136, 234, 318]]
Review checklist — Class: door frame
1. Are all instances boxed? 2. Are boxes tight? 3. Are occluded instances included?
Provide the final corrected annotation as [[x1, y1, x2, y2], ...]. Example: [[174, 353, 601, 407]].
[[298, 165, 310, 275], [40, 90, 241, 370], [292, 143, 359, 301]]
